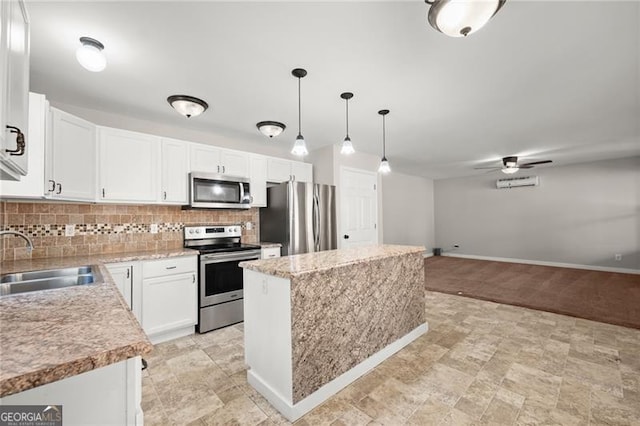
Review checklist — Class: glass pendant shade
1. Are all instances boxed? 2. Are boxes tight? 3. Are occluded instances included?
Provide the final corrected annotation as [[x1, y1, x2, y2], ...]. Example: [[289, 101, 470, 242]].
[[167, 95, 208, 118], [340, 136, 355, 155], [378, 157, 391, 174], [427, 0, 505, 37], [76, 37, 106, 72], [291, 134, 308, 156], [501, 167, 519, 174]]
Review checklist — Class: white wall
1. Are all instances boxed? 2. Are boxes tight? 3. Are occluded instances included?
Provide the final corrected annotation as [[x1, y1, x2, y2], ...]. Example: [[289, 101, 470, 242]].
[[434, 157, 640, 270], [382, 172, 434, 250]]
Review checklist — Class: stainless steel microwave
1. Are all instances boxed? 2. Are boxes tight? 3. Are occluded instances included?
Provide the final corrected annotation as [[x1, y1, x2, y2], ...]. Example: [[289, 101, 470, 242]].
[[188, 172, 252, 209]]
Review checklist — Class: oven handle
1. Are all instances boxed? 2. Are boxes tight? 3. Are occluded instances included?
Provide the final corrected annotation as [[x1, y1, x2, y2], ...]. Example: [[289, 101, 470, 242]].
[[200, 251, 261, 263]]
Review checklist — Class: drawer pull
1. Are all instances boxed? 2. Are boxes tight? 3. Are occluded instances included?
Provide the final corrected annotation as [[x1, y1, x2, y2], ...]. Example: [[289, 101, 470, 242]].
[[165, 266, 177, 270]]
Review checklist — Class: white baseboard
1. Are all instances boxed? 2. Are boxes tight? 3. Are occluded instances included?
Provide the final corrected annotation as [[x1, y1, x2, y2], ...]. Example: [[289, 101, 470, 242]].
[[441, 253, 640, 275], [148, 326, 195, 345], [248, 323, 428, 422], [423, 252, 433, 258]]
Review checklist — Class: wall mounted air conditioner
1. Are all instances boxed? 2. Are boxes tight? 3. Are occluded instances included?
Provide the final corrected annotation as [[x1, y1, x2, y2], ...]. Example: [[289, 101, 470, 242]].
[[496, 176, 539, 189]]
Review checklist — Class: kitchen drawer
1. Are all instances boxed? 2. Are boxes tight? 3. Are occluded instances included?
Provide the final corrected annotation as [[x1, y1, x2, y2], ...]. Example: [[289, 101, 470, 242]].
[[261, 246, 281, 259], [142, 256, 197, 279]]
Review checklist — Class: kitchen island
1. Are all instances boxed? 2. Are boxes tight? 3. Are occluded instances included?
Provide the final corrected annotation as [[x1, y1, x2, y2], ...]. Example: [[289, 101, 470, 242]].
[[240, 244, 426, 421]]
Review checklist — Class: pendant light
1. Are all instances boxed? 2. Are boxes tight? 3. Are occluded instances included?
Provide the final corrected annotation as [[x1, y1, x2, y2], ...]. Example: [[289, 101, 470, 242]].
[[377, 109, 391, 174], [291, 68, 308, 156], [76, 37, 107, 72], [167, 95, 209, 118], [425, 0, 506, 37], [256, 121, 286, 138], [340, 92, 355, 155]]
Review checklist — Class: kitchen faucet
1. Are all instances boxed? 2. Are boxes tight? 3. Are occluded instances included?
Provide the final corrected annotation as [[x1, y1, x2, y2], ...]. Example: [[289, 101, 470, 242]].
[[0, 230, 34, 252]]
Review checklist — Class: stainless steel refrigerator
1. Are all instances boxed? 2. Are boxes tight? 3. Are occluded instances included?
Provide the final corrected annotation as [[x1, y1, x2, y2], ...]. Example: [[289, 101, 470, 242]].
[[260, 181, 337, 256]]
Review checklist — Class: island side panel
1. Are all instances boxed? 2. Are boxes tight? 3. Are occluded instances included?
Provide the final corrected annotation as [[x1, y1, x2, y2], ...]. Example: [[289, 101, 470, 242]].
[[243, 269, 293, 403], [290, 251, 425, 403]]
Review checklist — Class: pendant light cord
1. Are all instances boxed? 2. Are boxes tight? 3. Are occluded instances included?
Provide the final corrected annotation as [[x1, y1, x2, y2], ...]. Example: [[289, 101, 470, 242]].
[[382, 114, 386, 157], [297, 77, 302, 136], [345, 98, 349, 138]]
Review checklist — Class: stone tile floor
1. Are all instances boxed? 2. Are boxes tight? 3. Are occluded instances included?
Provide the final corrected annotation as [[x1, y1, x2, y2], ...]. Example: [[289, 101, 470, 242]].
[[142, 291, 640, 425]]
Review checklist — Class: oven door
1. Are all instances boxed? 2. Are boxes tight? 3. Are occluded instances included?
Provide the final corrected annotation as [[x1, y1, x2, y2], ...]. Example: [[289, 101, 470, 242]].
[[199, 250, 260, 306]]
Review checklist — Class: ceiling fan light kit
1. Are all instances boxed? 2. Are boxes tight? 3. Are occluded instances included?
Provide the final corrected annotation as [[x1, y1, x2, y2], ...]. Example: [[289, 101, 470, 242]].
[[377, 109, 391, 174], [425, 0, 506, 37], [291, 68, 309, 156], [256, 121, 286, 138], [475, 156, 553, 174], [76, 36, 107, 72], [167, 95, 209, 118]]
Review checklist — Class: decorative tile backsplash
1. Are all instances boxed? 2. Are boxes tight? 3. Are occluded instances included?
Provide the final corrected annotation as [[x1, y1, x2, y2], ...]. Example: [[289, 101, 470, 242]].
[[0, 202, 260, 261]]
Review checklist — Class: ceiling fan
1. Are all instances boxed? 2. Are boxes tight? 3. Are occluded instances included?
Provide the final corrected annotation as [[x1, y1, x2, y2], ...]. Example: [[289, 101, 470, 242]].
[[475, 156, 552, 174]]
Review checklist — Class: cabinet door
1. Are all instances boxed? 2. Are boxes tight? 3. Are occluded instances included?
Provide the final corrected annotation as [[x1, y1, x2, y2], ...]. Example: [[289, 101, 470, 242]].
[[99, 127, 159, 202], [249, 154, 267, 207], [291, 161, 313, 182], [220, 149, 248, 177], [161, 138, 189, 204], [190, 143, 220, 174], [261, 246, 281, 259], [267, 157, 291, 182], [142, 272, 197, 336], [49, 108, 96, 201], [106, 263, 132, 310], [0, 0, 29, 178]]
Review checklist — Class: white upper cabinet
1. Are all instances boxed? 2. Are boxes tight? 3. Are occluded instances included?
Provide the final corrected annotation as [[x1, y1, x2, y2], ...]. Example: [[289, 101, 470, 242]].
[[291, 161, 313, 183], [161, 138, 189, 204], [0, 0, 30, 180], [249, 154, 267, 207], [189, 144, 248, 178], [267, 157, 313, 183], [0, 92, 46, 198], [190, 143, 220, 174], [47, 108, 96, 201], [98, 127, 160, 203]]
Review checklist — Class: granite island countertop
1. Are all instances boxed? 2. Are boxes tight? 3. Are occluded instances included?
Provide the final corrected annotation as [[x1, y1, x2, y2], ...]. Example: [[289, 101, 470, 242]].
[[240, 244, 425, 279], [0, 247, 197, 398]]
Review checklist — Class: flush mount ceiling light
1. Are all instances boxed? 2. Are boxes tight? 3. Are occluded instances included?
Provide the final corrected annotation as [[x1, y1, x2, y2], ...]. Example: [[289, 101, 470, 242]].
[[291, 68, 308, 156], [76, 37, 107, 72], [256, 121, 286, 138], [340, 92, 355, 155], [425, 0, 506, 37], [377, 109, 391, 174], [167, 95, 209, 118]]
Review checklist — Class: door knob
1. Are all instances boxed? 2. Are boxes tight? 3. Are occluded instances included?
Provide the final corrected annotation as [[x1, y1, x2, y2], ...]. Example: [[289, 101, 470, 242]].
[[343, 235, 350, 239]]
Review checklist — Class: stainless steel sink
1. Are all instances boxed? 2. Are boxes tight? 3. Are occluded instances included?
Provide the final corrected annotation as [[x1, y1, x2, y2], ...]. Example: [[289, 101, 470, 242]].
[[1, 266, 93, 283], [0, 266, 100, 297]]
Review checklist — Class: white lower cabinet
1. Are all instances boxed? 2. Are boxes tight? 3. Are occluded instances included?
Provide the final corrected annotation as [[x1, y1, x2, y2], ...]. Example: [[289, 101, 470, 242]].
[[141, 256, 197, 344], [261, 246, 281, 259], [0, 357, 143, 426]]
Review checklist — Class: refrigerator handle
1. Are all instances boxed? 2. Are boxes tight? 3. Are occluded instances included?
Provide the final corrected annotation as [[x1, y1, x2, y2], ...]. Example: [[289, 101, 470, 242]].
[[313, 194, 320, 251]]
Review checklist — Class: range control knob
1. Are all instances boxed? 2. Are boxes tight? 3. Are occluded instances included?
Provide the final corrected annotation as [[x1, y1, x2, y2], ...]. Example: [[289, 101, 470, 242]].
[[196, 228, 201, 234], [188, 229, 194, 234]]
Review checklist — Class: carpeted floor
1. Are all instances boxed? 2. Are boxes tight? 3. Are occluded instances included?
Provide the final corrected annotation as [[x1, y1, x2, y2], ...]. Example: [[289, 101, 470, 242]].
[[425, 256, 640, 330]]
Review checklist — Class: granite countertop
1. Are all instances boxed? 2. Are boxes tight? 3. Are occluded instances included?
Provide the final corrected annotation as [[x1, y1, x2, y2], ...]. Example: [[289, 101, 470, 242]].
[[259, 242, 282, 248], [0, 247, 197, 398], [240, 244, 425, 279]]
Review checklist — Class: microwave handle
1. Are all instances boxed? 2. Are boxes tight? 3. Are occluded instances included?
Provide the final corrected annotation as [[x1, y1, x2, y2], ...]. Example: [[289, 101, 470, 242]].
[[239, 182, 245, 201]]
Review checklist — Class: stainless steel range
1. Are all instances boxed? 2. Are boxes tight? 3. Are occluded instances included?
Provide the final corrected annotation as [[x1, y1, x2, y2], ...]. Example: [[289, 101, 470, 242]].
[[184, 225, 261, 333]]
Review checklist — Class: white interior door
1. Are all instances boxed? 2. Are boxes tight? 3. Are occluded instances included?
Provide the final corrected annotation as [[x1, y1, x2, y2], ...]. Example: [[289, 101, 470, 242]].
[[340, 167, 378, 248]]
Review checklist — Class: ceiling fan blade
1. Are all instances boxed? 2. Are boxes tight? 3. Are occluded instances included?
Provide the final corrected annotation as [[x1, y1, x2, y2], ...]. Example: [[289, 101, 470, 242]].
[[520, 160, 552, 167], [519, 165, 534, 169], [474, 166, 501, 170]]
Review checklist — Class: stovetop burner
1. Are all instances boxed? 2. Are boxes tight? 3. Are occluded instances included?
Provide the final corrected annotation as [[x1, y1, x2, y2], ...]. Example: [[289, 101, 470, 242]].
[[196, 243, 261, 254]]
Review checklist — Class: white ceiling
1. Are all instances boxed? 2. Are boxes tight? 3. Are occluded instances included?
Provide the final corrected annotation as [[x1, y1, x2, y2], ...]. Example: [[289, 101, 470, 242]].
[[28, 1, 640, 179]]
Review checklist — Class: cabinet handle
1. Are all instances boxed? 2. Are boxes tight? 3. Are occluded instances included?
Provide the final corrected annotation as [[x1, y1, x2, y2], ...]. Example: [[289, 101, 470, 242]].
[[48, 180, 56, 192], [192, 274, 196, 283], [126, 268, 130, 279], [55, 183, 62, 194], [163, 191, 167, 200], [223, 166, 226, 173], [102, 188, 106, 198], [165, 266, 177, 270], [5, 126, 25, 156], [217, 165, 220, 173]]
